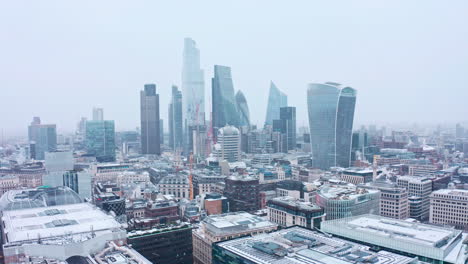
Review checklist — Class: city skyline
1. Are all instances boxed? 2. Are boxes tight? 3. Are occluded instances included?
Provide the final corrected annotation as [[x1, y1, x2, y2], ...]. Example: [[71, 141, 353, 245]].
[[1, 1, 468, 137]]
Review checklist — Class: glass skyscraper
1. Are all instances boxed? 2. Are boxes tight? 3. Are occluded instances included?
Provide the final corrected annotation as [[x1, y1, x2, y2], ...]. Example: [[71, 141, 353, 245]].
[[235, 90, 250, 127], [307, 82, 357, 169], [85, 120, 116, 162], [182, 38, 205, 126], [28, 117, 57, 160], [169, 85, 183, 150], [212, 65, 240, 129], [140, 84, 161, 155], [265, 81, 288, 126]]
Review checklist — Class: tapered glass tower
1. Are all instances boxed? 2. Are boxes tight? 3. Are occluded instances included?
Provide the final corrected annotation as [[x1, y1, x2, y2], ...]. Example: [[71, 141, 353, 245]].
[[265, 81, 287, 126], [212, 65, 240, 129], [235, 90, 250, 127], [307, 82, 357, 169], [182, 38, 205, 126]]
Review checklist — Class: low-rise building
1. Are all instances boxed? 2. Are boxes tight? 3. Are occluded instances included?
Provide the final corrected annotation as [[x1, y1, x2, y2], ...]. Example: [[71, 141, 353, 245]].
[[430, 189, 468, 230], [267, 196, 325, 229], [213, 226, 427, 264], [158, 174, 190, 199], [321, 214, 468, 264], [316, 183, 380, 220], [396, 176, 432, 220], [192, 212, 277, 264]]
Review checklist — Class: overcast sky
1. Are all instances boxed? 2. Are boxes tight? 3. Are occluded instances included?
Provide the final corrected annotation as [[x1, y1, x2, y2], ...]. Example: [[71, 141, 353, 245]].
[[1, 1, 467, 137]]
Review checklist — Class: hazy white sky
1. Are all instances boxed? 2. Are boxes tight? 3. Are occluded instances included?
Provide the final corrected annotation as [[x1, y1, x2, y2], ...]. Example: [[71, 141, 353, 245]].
[[1, 1, 467, 137]]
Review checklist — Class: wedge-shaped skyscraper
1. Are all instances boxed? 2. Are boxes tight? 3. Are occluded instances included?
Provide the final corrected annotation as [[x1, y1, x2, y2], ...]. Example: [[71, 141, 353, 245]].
[[235, 90, 250, 127], [212, 65, 240, 129], [307, 82, 357, 169], [265, 81, 287, 126]]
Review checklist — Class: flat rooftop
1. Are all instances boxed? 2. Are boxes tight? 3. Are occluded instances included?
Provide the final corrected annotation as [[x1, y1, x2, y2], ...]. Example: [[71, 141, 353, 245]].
[[321, 214, 466, 263], [204, 212, 277, 235], [215, 226, 424, 264], [431, 189, 468, 196], [268, 196, 322, 211], [3, 202, 121, 244], [318, 184, 379, 200]]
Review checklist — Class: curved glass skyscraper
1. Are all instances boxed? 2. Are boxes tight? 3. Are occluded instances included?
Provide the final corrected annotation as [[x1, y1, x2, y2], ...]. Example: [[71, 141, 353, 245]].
[[212, 65, 240, 129], [265, 81, 287, 126], [307, 82, 357, 169], [235, 90, 250, 127]]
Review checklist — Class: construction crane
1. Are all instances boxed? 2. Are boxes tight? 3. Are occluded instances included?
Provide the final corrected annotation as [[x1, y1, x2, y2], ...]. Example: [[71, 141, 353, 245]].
[[188, 151, 194, 200]]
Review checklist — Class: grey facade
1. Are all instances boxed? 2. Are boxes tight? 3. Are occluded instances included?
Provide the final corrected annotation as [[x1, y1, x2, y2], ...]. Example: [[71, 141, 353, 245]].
[[273, 106, 296, 152], [169, 85, 183, 150], [28, 117, 57, 160], [212, 65, 240, 130], [235, 90, 250, 127], [265, 81, 287, 126], [140, 84, 160, 155], [307, 82, 356, 169]]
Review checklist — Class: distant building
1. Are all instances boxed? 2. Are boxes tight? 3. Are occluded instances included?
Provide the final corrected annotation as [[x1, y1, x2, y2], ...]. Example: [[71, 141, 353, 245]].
[[92, 107, 104, 121], [267, 196, 325, 229], [212, 65, 239, 129], [85, 120, 116, 162], [214, 125, 241, 162], [140, 83, 161, 155], [316, 184, 380, 220], [213, 226, 426, 264], [44, 151, 74, 172], [224, 175, 260, 212], [322, 214, 468, 264], [0, 163, 45, 188], [0, 175, 20, 196], [182, 38, 205, 127], [396, 176, 432, 220], [235, 90, 250, 127], [264, 81, 287, 126], [28, 117, 57, 160], [128, 223, 193, 264], [307, 82, 357, 169], [192, 212, 277, 264], [169, 85, 184, 150], [430, 189, 468, 230]]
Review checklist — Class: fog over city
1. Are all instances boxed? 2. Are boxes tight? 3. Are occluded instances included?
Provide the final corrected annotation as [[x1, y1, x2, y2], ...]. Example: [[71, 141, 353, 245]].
[[1, 1, 467, 137]]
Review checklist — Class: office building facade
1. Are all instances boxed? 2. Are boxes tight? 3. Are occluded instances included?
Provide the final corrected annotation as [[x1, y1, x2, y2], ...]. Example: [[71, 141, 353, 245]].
[[28, 117, 57, 160], [140, 83, 161, 155], [85, 120, 116, 162], [430, 189, 468, 230], [265, 81, 287, 126], [212, 65, 240, 129], [235, 90, 250, 127], [307, 82, 357, 169], [169, 85, 184, 150]]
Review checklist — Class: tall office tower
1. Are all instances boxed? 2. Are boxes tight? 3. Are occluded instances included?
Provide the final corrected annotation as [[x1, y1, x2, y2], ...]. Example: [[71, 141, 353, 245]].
[[140, 84, 160, 155], [85, 120, 116, 162], [265, 81, 287, 126], [456, 123, 465, 139], [215, 125, 241, 162], [182, 38, 205, 127], [212, 65, 240, 130], [235, 90, 250, 127], [62, 170, 92, 200], [307, 82, 357, 169], [280, 106, 296, 151], [169, 85, 184, 150], [28, 117, 57, 160], [92, 107, 104, 121]]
